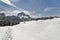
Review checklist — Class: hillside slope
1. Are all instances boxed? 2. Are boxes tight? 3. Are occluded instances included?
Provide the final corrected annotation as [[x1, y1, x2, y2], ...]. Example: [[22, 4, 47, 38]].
[[0, 18, 60, 40]]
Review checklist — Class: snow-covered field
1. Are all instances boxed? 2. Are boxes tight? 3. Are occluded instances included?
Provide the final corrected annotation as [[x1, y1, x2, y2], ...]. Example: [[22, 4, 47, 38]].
[[0, 18, 60, 40]]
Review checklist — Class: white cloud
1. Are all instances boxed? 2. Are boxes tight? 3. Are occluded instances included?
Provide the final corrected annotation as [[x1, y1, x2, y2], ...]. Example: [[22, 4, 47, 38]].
[[1, 0, 14, 6], [1, 0, 23, 11], [12, 10, 21, 13], [23, 10, 30, 15], [11, 10, 30, 15], [4, 10, 31, 16], [10, 0, 19, 2], [30, 14, 42, 18], [44, 7, 54, 12]]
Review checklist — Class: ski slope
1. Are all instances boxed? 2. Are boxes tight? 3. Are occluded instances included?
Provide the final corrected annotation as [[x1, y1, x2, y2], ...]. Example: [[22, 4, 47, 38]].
[[0, 18, 60, 40]]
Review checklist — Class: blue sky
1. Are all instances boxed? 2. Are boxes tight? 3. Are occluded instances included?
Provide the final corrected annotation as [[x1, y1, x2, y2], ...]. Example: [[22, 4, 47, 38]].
[[0, 0, 60, 16]]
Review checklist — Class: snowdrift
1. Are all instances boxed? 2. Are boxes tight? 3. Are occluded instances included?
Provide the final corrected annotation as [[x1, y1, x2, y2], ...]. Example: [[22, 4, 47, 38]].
[[0, 18, 60, 40]]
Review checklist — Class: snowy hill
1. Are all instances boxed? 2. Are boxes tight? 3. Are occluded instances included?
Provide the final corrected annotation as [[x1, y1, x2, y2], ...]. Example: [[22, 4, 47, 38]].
[[0, 0, 60, 40], [0, 18, 60, 40]]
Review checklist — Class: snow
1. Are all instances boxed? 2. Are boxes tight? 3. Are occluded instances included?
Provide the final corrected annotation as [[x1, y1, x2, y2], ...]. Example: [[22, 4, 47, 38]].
[[0, 18, 60, 40]]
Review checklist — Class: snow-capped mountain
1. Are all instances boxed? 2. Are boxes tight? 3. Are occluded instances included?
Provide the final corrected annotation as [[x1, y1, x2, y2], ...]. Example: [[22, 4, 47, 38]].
[[17, 12, 32, 21], [18, 12, 31, 19]]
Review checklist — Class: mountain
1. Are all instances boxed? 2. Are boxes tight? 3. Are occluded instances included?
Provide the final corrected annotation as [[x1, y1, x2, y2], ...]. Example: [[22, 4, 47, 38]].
[[18, 12, 31, 21]]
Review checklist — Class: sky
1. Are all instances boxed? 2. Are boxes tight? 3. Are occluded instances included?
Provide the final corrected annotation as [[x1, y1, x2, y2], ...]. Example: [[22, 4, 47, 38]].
[[0, 0, 60, 16]]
